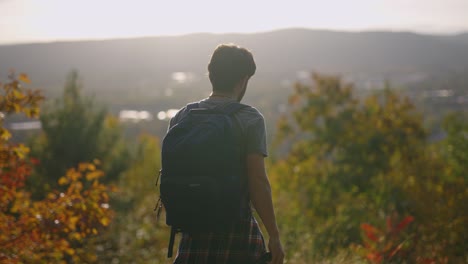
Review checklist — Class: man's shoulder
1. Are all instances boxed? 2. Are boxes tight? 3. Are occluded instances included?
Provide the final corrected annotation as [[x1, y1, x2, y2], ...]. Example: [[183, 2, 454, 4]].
[[237, 104, 265, 124], [169, 103, 195, 127]]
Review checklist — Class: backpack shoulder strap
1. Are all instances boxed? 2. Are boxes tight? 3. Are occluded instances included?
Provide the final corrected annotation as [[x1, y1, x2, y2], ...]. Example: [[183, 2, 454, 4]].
[[215, 102, 250, 115], [167, 227, 177, 258], [186, 102, 200, 111]]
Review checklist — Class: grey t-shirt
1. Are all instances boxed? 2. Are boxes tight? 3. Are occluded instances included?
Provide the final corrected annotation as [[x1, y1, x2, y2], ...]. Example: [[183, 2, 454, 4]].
[[168, 97, 268, 157]]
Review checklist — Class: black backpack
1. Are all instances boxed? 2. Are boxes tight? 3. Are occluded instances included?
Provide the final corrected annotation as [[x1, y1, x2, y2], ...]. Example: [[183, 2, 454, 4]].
[[158, 101, 249, 257]]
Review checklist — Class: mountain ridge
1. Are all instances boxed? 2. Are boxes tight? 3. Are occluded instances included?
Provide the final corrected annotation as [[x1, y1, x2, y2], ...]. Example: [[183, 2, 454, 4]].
[[1, 28, 467, 99], [1, 28, 467, 47]]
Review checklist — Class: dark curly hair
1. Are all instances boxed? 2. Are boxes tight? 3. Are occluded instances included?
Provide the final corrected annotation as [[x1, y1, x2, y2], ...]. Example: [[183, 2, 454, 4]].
[[208, 44, 256, 93]]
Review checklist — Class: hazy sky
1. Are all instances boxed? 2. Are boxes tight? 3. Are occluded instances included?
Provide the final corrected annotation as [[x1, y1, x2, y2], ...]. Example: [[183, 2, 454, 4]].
[[1, 0, 467, 44]]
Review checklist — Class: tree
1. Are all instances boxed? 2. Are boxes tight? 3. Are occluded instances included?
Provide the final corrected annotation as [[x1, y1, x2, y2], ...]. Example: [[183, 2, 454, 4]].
[[30, 71, 129, 195], [270, 73, 467, 262], [93, 134, 171, 263], [0, 73, 114, 263]]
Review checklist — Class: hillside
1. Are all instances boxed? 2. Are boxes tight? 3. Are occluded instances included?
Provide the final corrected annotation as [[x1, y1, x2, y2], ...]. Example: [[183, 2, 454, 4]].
[[1, 29, 467, 97]]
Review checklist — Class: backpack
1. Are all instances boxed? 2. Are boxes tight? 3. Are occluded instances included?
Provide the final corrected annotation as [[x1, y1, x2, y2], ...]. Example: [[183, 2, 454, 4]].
[[158, 101, 249, 257]]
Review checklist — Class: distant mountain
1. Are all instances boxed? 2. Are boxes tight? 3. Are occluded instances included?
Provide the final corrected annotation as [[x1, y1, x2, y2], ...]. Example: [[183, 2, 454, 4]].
[[451, 33, 468, 44], [1, 28, 467, 103]]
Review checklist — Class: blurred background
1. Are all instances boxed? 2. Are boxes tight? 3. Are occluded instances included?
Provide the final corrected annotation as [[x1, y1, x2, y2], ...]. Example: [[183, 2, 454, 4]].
[[0, 0, 467, 263]]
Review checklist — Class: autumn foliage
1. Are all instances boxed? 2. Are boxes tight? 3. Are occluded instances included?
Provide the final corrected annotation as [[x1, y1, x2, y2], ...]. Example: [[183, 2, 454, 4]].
[[270, 73, 467, 263], [356, 215, 415, 263], [1, 70, 466, 263], [0, 73, 114, 263]]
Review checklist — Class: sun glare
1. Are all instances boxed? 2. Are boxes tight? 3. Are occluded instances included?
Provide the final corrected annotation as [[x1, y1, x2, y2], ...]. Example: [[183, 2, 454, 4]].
[[23, 0, 386, 41], [1, 0, 467, 43]]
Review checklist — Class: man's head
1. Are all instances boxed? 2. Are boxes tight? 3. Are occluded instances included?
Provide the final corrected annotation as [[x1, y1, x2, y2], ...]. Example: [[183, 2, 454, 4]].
[[208, 44, 256, 100]]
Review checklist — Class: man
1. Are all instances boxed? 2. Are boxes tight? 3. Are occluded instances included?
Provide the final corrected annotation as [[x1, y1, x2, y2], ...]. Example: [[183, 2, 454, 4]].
[[167, 44, 284, 264]]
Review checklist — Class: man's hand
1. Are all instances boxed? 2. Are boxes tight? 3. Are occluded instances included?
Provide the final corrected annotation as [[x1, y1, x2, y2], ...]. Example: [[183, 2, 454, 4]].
[[268, 236, 284, 264]]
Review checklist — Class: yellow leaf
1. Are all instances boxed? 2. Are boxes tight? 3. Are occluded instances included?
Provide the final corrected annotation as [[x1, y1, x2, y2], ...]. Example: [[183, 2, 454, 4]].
[[68, 170, 81, 181], [13, 103, 21, 113], [87, 163, 96, 171], [71, 232, 82, 241], [68, 216, 80, 230], [58, 177, 69, 185], [12, 89, 25, 100], [19, 73, 31, 83], [100, 217, 110, 226], [10, 202, 20, 213], [0, 129, 12, 140], [23, 108, 32, 118], [65, 248, 75, 255], [31, 107, 40, 118], [74, 181, 83, 191], [85, 171, 103, 181], [14, 144, 30, 159]]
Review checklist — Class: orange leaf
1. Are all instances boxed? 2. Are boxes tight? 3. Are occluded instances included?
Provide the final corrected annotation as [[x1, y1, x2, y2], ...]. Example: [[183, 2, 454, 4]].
[[367, 253, 383, 263], [395, 216, 414, 233], [87, 163, 96, 171], [361, 223, 379, 234], [19, 73, 31, 84], [30, 157, 40, 165], [361, 223, 381, 242], [366, 231, 379, 242], [78, 163, 88, 171]]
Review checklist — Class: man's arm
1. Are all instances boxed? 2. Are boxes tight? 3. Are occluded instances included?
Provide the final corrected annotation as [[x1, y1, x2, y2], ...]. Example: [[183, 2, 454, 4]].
[[247, 153, 284, 264]]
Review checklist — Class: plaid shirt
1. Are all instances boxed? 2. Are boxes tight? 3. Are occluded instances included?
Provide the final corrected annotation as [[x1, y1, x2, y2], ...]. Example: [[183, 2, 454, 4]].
[[174, 211, 267, 264]]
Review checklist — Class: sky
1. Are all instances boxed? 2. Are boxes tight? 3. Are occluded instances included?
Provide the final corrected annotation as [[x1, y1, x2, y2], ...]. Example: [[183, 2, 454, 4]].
[[1, 0, 468, 44]]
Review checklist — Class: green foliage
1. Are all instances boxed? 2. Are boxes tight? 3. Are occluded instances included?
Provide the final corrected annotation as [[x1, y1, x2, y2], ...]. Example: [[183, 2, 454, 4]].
[[400, 113, 468, 262], [270, 73, 467, 263], [442, 112, 468, 180], [30, 71, 129, 195], [94, 134, 170, 263]]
